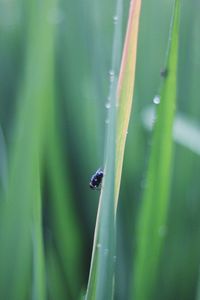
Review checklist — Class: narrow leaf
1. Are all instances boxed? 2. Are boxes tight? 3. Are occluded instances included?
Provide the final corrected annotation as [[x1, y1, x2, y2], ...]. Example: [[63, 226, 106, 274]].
[[132, 1, 181, 299], [85, 0, 142, 299], [0, 0, 57, 299], [116, 0, 142, 208]]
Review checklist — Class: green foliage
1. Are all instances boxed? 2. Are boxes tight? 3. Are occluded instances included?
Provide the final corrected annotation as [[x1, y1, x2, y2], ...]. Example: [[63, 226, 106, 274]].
[[0, 0, 200, 300], [132, 1, 180, 299]]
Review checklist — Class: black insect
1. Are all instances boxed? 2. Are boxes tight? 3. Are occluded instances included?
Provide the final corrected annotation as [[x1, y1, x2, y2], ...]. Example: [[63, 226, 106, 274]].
[[89, 168, 104, 190], [160, 68, 168, 78]]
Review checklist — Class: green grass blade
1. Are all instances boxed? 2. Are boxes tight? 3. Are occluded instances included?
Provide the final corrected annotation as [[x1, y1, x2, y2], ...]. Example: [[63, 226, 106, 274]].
[[85, 1, 142, 299], [0, 1, 57, 299], [132, 1, 181, 299], [85, 78, 116, 300], [32, 169, 46, 300], [46, 99, 83, 299], [85, 3, 121, 300], [115, 0, 142, 208], [46, 243, 71, 300], [0, 126, 7, 192], [85, 42, 117, 300]]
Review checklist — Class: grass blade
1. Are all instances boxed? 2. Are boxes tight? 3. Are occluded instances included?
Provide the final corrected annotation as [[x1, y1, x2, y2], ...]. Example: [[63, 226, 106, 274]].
[[46, 99, 83, 299], [85, 0, 142, 299], [0, 1, 57, 299], [132, 1, 181, 299], [0, 126, 7, 192], [85, 1, 121, 299], [32, 169, 46, 300], [115, 0, 142, 208]]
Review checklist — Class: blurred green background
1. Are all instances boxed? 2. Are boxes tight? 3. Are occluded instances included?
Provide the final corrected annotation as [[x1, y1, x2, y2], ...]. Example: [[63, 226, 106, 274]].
[[0, 0, 200, 299]]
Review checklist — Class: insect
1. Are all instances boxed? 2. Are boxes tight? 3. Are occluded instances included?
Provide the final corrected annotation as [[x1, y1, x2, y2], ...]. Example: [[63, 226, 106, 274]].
[[89, 168, 104, 190], [160, 68, 168, 78]]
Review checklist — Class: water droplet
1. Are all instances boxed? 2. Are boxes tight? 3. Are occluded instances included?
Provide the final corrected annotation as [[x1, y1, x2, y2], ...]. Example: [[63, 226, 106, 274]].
[[97, 243, 102, 249], [105, 102, 111, 109], [153, 95, 160, 105], [113, 15, 118, 24], [113, 255, 117, 262], [105, 119, 110, 124], [109, 70, 115, 82]]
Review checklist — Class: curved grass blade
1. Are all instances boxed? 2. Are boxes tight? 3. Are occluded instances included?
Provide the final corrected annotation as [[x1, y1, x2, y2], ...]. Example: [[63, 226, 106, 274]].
[[132, 1, 181, 299], [85, 0, 142, 299], [115, 0, 142, 209], [85, 1, 121, 299]]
